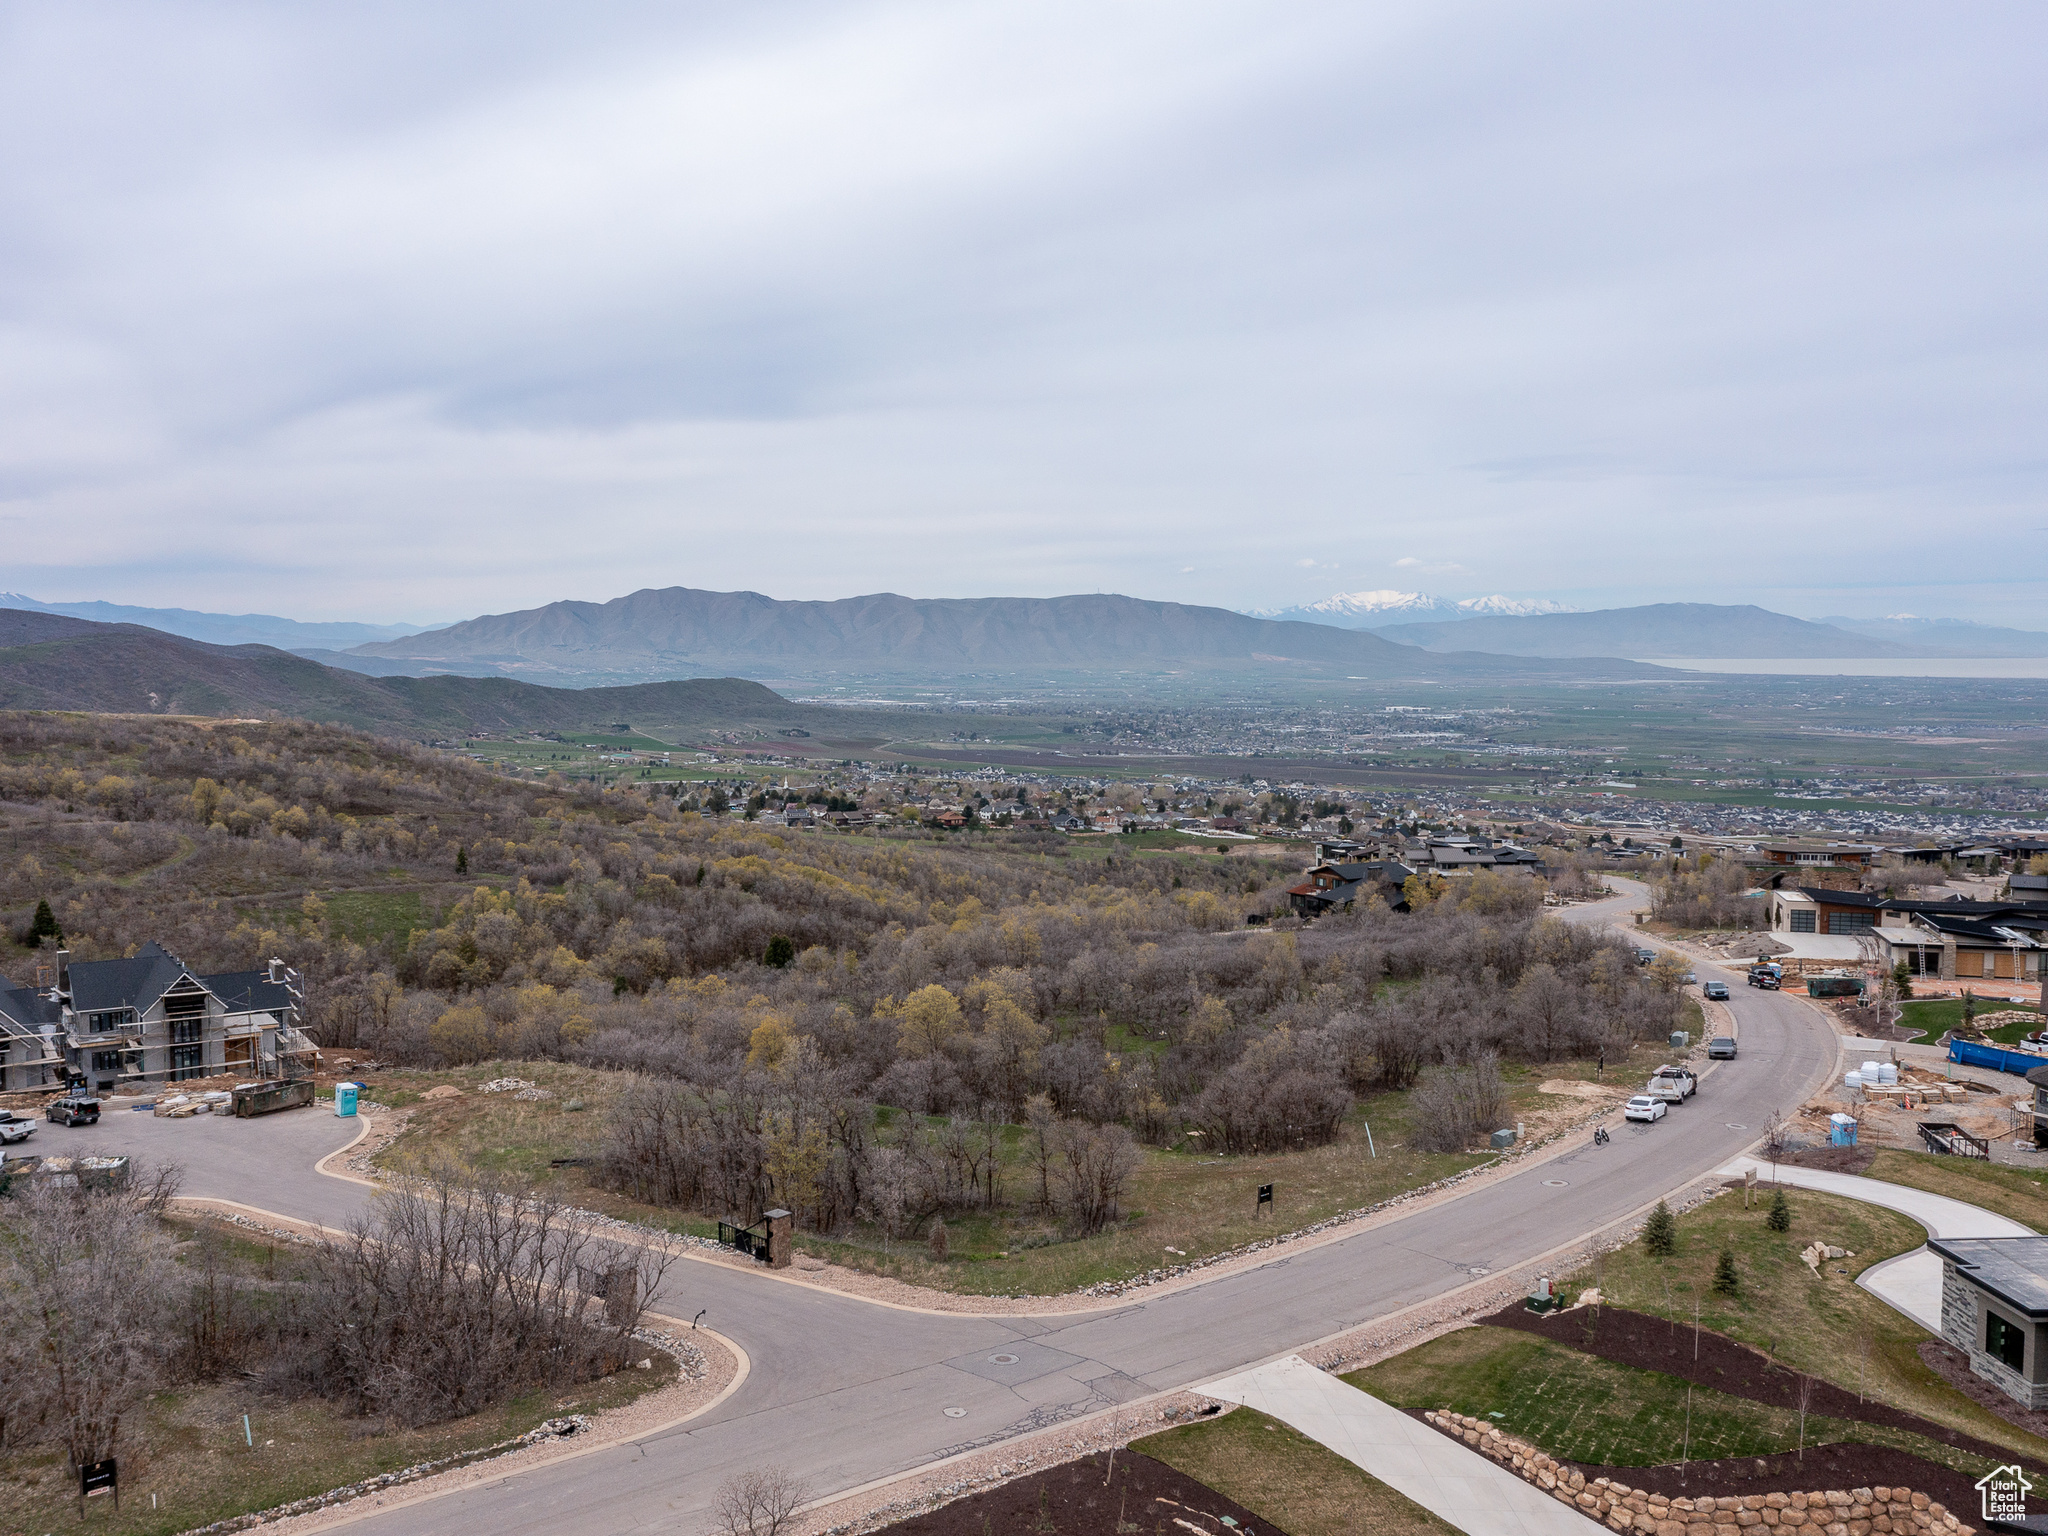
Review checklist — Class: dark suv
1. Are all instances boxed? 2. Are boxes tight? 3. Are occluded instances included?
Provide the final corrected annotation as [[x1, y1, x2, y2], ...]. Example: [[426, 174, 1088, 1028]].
[[46, 1096, 100, 1126], [1702, 981, 1729, 1001]]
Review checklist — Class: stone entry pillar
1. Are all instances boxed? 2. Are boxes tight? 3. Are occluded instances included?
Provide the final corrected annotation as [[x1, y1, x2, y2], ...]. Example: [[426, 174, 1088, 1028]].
[[765, 1208, 793, 1269]]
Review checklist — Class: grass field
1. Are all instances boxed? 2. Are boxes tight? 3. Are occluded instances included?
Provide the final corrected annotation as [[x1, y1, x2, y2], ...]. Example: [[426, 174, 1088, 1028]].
[[1136, 1405, 1459, 1536], [1347, 1328, 1996, 1476], [370, 1046, 1653, 1297], [1556, 1185, 2048, 1462], [0, 1214, 676, 1536]]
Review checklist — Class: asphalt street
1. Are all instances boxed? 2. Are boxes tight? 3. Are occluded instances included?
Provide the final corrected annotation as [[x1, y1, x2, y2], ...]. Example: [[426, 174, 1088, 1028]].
[[33, 880, 1846, 1534]]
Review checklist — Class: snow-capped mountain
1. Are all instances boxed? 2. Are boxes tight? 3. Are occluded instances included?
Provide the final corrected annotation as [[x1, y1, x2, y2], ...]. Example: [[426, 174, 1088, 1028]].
[[1253, 590, 1575, 630]]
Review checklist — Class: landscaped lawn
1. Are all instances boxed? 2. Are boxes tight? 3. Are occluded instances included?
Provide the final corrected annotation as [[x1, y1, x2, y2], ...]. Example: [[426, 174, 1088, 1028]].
[[1863, 1150, 2048, 1234], [1898, 998, 2039, 1046], [1347, 1326, 1997, 1476], [1137, 1405, 1459, 1536], [1556, 1186, 2048, 1463]]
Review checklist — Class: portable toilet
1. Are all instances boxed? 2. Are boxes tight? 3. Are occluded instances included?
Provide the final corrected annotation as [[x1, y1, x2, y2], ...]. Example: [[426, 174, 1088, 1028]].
[[335, 1082, 359, 1118], [1828, 1112, 1857, 1147], [1669, 1031, 1689, 1050]]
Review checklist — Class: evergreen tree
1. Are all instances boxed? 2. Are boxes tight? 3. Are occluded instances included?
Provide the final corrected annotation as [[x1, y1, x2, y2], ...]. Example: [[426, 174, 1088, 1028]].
[[1713, 1246, 1741, 1296], [455, 844, 468, 875], [763, 934, 795, 969], [1766, 1189, 1792, 1233], [27, 898, 61, 946], [1644, 1198, 1678, 1257]]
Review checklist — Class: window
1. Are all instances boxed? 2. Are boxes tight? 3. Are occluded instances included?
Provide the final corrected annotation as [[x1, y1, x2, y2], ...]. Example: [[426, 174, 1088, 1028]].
[[1827, 912, 1875, 935], [91, 1049, 123, 1073], [1789, 910, 1817, 933], [169, 1044, 204, 1081], [88, 1009, 132, 1032], [1987, 1312, 2026, 1373]]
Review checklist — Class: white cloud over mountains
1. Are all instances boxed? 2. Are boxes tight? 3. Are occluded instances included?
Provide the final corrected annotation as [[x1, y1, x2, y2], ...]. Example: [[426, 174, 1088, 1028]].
[[0, 4, 2043, 625]]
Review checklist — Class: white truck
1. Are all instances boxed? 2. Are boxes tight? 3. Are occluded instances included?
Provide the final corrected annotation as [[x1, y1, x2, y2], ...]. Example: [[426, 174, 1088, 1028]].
[[1644, 1064, 1697, 1105]]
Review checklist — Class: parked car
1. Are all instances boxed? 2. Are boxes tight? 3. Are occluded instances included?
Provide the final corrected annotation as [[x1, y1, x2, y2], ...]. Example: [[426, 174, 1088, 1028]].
[[1624, 1095, 1668, 1123], [1702, 981, 1729, 1001], [1633, 948, 1656, 966], [1707, 1037, 1738, 1059], [1645, 1064, 1698, 1103], [0, 1110, 34, 1144], [46, 1096, 100, 1126], [1747, 969, 1780, 990], [1681, 971, 1698, 986]]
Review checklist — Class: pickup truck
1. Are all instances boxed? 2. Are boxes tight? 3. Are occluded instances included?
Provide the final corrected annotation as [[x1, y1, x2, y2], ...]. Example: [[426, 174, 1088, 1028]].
[[0, 1110, 34, 1144], [1644, 1065, 1698, 1104]]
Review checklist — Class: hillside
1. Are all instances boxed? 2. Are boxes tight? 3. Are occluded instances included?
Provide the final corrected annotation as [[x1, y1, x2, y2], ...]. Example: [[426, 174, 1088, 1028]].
[[1372, 604, 1918, 659], [340, 586, 1653, 683], [0, 612, 901, 746], [1815, 616, 2048, 657]]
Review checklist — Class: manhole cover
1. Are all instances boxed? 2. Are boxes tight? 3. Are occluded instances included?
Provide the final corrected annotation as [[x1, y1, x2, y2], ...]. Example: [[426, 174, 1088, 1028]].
[[1725, 1123, 1748, 1130], [1543, 1179, 1569, 1188], [943, 1407, 967, 1418], [988, 1353, 1020, 1365]]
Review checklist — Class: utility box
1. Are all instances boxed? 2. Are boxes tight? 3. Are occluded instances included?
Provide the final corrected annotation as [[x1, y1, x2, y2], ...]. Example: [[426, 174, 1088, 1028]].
[[1490, 1127, 1517, 1150], [233, 1079, 314, 1118], [334, 1082, 359, 1118]]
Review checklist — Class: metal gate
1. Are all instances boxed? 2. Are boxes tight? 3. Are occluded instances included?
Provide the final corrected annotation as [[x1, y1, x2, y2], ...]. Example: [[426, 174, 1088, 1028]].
[[718, 1220, 769, 1262]]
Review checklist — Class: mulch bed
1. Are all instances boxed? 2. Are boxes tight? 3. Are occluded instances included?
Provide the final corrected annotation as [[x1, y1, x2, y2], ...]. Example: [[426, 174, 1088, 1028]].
[[1566, 1441, 1983, 1515], [871, 1451, 1278, 1536], [1475, 1305, 2046, 1499], [1919, 1339, 2048, 1443], [1773, 1146, 1879, 1175]]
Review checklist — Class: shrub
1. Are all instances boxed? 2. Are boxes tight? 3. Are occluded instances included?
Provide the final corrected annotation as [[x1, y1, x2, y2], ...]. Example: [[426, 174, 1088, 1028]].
[[1712, 1246, 1740, 1296], [1407, 1055, 1507, 1154], [1643, 1199, 1677, 1257], [1765, 1189, 1791, 1232]]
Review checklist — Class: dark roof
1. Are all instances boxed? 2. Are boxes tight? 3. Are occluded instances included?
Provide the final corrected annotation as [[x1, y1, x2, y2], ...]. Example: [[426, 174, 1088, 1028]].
[[66, 941, 198, 1014], [1927, 1236, 2048, 1316], [2029, 1063, 2048, 1089], [1789, 886, 1889, 909], [200, 970, 295, 1015], [1908, 912, 2043, 943], [0, 979, 59, 1029]]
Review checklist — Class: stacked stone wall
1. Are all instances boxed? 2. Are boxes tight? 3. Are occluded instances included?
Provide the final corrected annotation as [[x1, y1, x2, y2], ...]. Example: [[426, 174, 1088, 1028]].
[[1420, 1411, 1975, 1536]]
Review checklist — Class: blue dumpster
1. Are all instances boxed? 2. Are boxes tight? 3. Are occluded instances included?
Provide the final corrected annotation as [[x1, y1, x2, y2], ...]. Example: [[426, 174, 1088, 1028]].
[[335, 1082, 358, 1118]]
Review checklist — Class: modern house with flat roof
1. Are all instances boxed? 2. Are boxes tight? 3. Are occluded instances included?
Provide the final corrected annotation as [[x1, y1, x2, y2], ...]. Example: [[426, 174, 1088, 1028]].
[[1928, 1234, 2048, 1410]]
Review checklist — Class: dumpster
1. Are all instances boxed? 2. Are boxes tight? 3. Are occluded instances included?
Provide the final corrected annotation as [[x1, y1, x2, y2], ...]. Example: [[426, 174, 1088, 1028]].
[[1946, 1039, 2048, 1078], [335, 1082, 359, 1117], [233, 1078, 315, 1118]]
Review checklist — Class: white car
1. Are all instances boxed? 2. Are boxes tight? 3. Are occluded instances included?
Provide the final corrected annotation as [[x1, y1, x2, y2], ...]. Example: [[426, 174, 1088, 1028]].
[[0, 1110, 34, 1144], [1623, 1095, 1667, 1123]]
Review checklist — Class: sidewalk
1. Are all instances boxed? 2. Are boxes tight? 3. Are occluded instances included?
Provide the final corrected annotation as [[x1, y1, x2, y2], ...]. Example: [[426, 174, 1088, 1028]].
[[1197, 1355, 1596, 1536], [1716, 1158, 2033, 1333]]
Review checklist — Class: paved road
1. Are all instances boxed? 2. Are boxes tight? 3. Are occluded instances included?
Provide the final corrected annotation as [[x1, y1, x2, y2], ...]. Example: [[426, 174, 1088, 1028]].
[[33, 883, 1844, 1534]]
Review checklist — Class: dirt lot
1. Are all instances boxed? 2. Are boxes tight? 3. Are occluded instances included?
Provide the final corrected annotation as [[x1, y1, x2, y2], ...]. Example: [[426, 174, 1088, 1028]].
[[869, 1450, 1270, 1536]]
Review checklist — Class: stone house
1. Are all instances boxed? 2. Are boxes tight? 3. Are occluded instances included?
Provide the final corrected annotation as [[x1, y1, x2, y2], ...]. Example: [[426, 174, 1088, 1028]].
[[1928, 1234, 2048, 1409], [0, 943, 314, 1096]]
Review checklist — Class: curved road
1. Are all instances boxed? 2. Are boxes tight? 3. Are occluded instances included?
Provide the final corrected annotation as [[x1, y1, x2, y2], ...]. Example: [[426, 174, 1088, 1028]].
[[52, 881, 1842, 1534]]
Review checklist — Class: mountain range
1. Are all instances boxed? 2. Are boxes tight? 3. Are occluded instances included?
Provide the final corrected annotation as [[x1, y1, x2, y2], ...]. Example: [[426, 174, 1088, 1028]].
[[1367, 604, 1920, 658], [0, 592, 433, 650], [0, 610, 897, 745], [1252, 590, 1575, 627], [1812, 615, 2048, 658], [331, 587, 1646, 685]]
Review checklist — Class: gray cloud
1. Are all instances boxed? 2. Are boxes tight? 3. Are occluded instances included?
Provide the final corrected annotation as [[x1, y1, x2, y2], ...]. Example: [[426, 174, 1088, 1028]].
[[0, 2, 2043, 625]]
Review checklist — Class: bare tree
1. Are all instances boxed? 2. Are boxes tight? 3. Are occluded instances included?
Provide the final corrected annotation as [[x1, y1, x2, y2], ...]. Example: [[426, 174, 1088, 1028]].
[[1760, 1110, 1789, 1182], [715, 1465, 812, 1536]]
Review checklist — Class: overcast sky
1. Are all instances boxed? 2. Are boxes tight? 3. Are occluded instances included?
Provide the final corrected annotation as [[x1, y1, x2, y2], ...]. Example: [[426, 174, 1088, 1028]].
[[2, 3, 2043, 626]]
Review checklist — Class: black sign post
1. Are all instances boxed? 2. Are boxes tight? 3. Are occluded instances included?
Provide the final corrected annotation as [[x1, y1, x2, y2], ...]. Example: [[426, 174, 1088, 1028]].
[[1257, 1183, 1273, 1216], [79, 1458, 117, 1513]]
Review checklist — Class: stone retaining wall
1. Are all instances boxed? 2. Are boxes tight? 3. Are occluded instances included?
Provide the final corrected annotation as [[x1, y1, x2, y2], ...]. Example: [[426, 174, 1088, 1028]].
[[1421, 1412, 1975, 1536]]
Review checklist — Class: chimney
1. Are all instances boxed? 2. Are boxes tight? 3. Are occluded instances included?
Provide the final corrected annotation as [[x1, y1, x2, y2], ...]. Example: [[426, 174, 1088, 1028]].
[[54, 948, 70, 996], [268, 957, 285, 985]]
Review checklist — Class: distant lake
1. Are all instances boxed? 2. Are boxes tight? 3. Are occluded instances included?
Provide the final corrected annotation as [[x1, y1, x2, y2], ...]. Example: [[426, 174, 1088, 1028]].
[[1644, 657, 2048, 679]]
